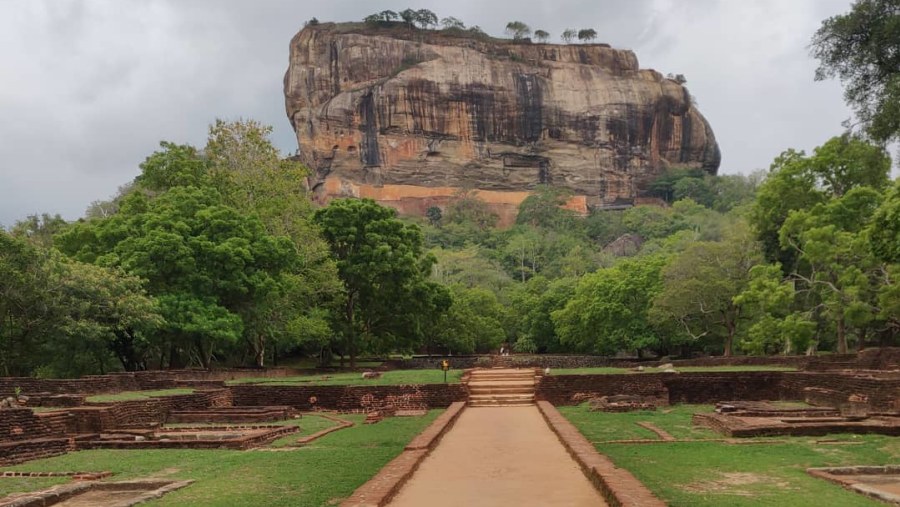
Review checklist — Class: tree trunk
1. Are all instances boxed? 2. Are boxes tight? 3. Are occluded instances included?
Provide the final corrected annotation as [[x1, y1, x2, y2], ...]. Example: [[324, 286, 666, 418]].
[[836, 316, 848, 354], [254, 334, 265, 368], [856, 328, 867, 353], [723, 319, 735, 357], [346, 293, 357, 368]]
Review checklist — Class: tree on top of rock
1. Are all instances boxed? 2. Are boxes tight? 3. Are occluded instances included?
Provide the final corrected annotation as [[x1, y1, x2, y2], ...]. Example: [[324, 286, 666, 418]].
[[505, 21, 531, 40], [561, 28, 577, 43], [533, 30, 550, 43], [577, 28, 597, 43], [441, 17, 465, 30], [412, 9, 437, 29]]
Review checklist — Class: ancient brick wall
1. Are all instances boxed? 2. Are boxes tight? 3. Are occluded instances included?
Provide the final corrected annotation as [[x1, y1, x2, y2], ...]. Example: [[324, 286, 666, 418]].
[[537, 372, 785, 405], [0, 408, 58, 442], [664, 372, 785, 403], [0, 368, 301, 397], [390, 354, 858, 370], [229, 384, 467, 412], [779, 372, 900, 413], [0, 438, 70, 466], [535, 375, 669, 405]]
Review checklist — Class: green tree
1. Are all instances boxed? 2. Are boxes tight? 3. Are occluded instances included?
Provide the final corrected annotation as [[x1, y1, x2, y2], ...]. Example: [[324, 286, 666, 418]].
[[561, 28, 577, 43], [871, 178, 900, 263], [425, 206, 443, 227], [649, 226, 762, 356], [0, 230, 60, 376], [414, 9, 438, 29], [577, 28, 598, 43], [505, 21, 531, 40], [430, 245, 514, 294], [533, 29, 550, 43], [399, 8, 417, 28], [673, 177, 715, 208], [136, 141, 209, 191], [509, 276, 577, 352], [750, 135, 890, 268], [779, 187, 883, 353], [314, 199, 445, 365], [812, 0, 900, 142], [1, 230, 161, 376], [10, 213, 68, 248], [435, 285, 506, 354], [205, 119, 341, 365], [58, 183, 296, 368], [735, 264, 816, 355], [440, 16, 464, 30], [553, 255, 669, 355], [51, 256, 162, 374], [515, 185, 578, 230]]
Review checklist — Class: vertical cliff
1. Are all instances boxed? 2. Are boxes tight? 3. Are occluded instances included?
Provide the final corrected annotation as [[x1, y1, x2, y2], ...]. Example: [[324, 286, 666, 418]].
[[284, 22, 720, 223]]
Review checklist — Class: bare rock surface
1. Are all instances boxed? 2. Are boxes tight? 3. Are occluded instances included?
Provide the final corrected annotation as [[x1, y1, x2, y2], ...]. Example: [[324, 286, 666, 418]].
[[285, 23, 720, 223]]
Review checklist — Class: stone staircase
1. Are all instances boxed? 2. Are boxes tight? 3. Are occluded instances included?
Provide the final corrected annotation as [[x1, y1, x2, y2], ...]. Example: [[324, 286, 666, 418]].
[[466, 369, 536, 407]]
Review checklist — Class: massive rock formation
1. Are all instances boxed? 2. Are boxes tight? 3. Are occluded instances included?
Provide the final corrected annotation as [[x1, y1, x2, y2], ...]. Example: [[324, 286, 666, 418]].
[[285, 22, 720, 224]]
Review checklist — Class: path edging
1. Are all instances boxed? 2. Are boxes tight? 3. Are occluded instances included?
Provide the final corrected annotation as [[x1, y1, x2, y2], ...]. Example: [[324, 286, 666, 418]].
[[536, 400, 667, 507], [340, 401, 467, 507]]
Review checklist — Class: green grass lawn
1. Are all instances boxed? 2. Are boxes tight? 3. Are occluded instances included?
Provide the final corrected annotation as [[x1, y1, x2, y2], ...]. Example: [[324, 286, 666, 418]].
[[560, 403, 899, 506], [161, 412, 349, 449], [227, 369, 462, 386], [550, 365, 798, 375], [0, 411, 439, 506], [86, 388, 196, 403], [0, 477, 69, 498]]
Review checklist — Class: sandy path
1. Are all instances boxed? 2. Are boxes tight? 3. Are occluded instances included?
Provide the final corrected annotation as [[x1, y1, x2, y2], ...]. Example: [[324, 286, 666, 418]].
[[389, 406, 607, 506]]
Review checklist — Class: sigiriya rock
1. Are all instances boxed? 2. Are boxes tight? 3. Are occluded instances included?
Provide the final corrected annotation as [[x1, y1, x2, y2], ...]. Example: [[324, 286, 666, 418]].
[[284, 22, 721, 224]]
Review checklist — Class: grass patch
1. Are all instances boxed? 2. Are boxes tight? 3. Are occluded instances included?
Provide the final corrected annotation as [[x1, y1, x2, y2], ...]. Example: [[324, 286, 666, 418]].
[[0, 411, 439, 506], [227, 369, 462, 387], [86, 389, 195, 403], [550, 365, 797, 375], [559, 403, 718, 441], [561, 403, 898, 506], [0, 477, 68, 498], [266, 414, 358, 448]]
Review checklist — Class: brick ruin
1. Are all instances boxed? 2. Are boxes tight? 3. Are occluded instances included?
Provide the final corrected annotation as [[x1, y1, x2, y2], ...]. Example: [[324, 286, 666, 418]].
[[0, 349, 898, 467]]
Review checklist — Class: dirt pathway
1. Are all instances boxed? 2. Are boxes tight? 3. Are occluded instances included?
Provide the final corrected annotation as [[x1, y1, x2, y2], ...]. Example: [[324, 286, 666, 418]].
[[389, 406, 607, 506]]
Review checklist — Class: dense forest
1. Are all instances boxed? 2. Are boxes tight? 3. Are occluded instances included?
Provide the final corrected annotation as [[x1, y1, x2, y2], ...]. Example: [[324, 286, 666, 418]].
[[1, 0, 899, 377]]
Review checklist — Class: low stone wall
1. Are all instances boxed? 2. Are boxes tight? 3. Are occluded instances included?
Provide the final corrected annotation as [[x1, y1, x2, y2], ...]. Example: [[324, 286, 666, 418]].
[[780, 372, 900, 414], [73, 389, 234, 431], [665, 372, 785, 403], [536, 374, 668, 406], [538, 371, 900, 414], [0, 368, 302, 397], [230, 384, 467, 412], [0, 408, 59, 442], [390, 353, 858, 370], [0, 438, 71, 466]]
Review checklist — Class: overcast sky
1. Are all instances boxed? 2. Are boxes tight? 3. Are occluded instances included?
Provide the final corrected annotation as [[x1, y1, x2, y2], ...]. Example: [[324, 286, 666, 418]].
[[0, 0, 862, 227]]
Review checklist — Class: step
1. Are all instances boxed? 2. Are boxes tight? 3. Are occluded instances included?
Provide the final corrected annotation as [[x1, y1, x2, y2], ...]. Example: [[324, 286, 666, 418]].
[[467, 399, 535, 407], [470, 372, 534, 378], [468, 394, 534, 402], [468, 386, 535, 395], [468, 379, 535, 386]]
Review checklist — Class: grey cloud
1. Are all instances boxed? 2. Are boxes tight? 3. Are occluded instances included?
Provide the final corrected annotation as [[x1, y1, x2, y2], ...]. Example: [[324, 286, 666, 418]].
[[0, 0, 860, 227]]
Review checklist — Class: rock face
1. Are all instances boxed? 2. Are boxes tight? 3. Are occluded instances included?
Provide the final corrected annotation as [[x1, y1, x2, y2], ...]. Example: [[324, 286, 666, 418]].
[[285, 23, 720, 224]]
